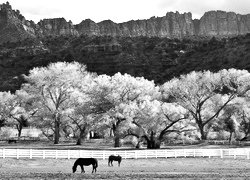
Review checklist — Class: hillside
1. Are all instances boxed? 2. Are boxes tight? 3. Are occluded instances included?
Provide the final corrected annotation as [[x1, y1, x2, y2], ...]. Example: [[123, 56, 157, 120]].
[[0, 1, 250, 92], [0, 34, 250, 92]]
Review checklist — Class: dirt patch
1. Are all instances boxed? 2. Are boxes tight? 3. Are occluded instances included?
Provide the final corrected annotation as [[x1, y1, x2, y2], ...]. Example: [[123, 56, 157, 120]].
[[1, 157, 250, 179]]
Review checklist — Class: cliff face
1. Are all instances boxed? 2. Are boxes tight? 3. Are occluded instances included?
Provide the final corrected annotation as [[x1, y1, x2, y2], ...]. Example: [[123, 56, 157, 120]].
[[76, 12, 194, 38], [0, 2, 36, 43], [36, 18, 79, 37], [1, 1, 250, 44], [198, 11, 250, 36]]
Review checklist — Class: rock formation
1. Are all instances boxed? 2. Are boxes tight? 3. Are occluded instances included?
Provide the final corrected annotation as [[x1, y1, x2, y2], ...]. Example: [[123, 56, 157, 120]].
[[0, 1, 250, 43]]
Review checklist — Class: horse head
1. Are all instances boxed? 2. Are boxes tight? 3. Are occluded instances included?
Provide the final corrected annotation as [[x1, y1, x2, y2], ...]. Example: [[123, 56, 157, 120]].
[[72, 165, 77, 173]]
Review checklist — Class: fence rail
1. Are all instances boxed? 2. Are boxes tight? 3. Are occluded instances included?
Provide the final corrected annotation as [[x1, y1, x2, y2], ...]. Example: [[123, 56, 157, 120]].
[[0, 148, 250, 160]]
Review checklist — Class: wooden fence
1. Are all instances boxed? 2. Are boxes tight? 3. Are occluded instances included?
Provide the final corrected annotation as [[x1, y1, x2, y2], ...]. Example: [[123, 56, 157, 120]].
[[0, 148, 250, 160]]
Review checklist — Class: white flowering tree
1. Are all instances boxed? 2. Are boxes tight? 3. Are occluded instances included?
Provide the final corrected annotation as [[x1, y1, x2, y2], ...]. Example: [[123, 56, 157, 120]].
[[65, 73, 113, 145], [161, 69, 250, 140], [123, 97, 189, 149], [94, 73, 160, 147], [0, 91, 15, 130], [20, 62, 93, 144]]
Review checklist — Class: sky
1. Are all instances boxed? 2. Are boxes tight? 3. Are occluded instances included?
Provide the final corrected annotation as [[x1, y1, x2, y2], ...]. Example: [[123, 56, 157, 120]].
[[5, 0, 250, 24]]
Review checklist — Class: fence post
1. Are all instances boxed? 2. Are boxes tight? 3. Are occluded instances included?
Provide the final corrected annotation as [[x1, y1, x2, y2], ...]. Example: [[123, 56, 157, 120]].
[[55, 150, 58, 159], [3, 149, 5, 158], [193, 149, 196, 157], [247, 149, 250, 160], [16, 149, 19, 159], [30, 149, 32, 159], [234, 149, 236, 159], [67, 150, 70, 159], [165, 150, 168, 158], [79, 150, 81, 158], [135, 151, 137, 159], [184, 149, 186, 158], [103, 150, 105, 160], [220, 149, 223, 158], [43, 150, 45, 159]]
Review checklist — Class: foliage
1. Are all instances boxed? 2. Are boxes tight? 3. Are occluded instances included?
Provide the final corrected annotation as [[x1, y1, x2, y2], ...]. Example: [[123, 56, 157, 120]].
[[161, 69, 250, 140], [1, 34, 250, 92], [2, 59, 250, 148], [94, 73, 160, 147], [20, 62, 93, 144], [0, 91, 15, 129]]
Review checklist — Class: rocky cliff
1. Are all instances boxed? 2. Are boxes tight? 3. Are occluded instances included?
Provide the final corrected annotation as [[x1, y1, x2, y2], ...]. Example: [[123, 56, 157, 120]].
[[1, 1, 250, 43]]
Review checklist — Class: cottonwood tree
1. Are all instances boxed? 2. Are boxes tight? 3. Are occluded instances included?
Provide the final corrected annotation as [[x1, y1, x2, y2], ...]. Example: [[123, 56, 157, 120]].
[[215, 104, 239, 143], [161, 69, 250, 140], [124, 97, 189, 149], [66, 72, 117, 145], [7, 91, 38, 138], [0, 91, 15, 130], [20, 62, 93, 144], [95, 73, 160, 147], [230, 98, 250, 140], [67, 94, 104, 145]]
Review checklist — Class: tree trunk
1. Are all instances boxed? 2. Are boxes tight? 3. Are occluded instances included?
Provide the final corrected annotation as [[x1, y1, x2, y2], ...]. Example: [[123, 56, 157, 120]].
[[197, 123, 207, 140], [113, 122, 121, 147], [146, 139, 161, 149], [16, 124, 22, 139], [146, 131, 161, 149], [114, 136, 121, 147], [54, 119, 60, 144], [229, 131, 233, 144], [76, 129, 86, 145]]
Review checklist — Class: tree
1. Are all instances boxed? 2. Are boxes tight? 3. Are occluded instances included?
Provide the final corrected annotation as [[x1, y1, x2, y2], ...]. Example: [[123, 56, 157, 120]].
[[232, 98, 250, 140], [0, 91, 15, 130], [161, 69, 250, 140], [94, 73, 160, 147], [125, 98, 189, 149], [216, 104, 239, 143], [66, 72, 116, 145], [67, 101, 104, 145], [8, 91, 38, 138], [20, 62, 93, 144]]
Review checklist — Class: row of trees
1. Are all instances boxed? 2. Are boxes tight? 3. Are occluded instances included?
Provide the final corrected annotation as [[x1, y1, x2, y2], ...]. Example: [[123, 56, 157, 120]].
[[1, 62, 250, 148]]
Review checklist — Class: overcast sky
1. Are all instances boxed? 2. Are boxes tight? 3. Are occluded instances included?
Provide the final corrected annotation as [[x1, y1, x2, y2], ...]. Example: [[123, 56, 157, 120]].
[[6, 0, 250, 24]]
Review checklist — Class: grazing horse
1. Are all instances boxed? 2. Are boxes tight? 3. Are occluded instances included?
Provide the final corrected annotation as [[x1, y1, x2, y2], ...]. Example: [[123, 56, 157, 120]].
[[108, 155, 122, 167], [72, 158, 98, 173], [8, 139, 17, 144]]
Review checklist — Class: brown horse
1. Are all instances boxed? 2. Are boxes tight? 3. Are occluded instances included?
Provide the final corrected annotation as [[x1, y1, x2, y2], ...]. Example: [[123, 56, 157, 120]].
[[108, 155, 122, 167], [72, 158, 98, 173]]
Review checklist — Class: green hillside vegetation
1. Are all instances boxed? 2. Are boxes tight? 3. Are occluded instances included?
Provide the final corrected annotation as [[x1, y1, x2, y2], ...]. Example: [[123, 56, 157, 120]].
[[0, 34, 250, 92]]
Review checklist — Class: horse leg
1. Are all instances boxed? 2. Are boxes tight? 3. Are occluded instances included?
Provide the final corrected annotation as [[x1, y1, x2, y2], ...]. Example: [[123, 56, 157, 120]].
[[80, 165, 85, 173], [92, 165, 96, 173], [118, 161, 120, 167], [111, 160, 113, 166]]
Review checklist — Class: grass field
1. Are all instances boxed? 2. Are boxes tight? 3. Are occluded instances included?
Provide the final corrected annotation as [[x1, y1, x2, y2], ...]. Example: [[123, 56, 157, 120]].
[[1, 139, 250, 179], [1, 157, 250, 179]]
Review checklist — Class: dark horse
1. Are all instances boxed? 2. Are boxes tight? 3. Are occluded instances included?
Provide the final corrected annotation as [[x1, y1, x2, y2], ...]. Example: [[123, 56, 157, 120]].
[[72, 158, 98, 173], [108, 155, 122, 167], [8, 139, 17, 144]]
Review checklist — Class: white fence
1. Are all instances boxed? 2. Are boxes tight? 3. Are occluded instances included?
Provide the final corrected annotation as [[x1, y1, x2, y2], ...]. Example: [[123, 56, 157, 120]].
[[0, 148, 250, 160]]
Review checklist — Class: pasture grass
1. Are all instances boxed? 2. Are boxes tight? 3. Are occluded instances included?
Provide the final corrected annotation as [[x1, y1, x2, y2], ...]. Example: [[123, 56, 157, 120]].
[[1, 157, 250, 179]]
